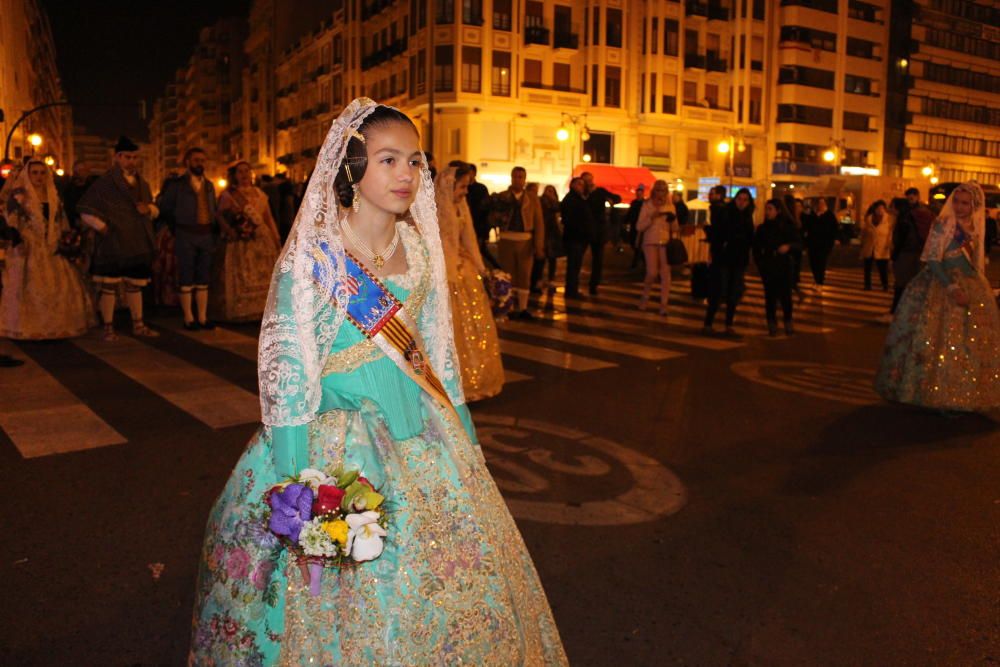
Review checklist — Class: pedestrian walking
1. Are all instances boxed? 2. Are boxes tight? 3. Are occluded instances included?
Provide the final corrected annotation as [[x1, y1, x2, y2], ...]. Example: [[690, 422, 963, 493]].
[[465, 163, 500, 270], [636, 179, 677, 316], [537, 184, 564, 291], [789, 198, 806, 298], [77, 136, 160, 341], [626, 184, 646, 270], [0, 159, 96, 340], [580, 170, 622, 295], [753, 198, 801, 336], [157, 147, 218, 330], [210, 161, 282, 322], [671, 191, 689, 227], [560, 176, 594, 299], [860, 200, 893, 291], [805, 197, 838, 292], [702, 187, 755, 336], [492, 166, 544, 320]]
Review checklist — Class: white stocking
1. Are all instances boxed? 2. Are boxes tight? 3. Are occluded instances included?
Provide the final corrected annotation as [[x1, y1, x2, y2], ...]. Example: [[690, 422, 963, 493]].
[[125, 288, 143, 324], [179, 287, 194, 324], [99, 289, 117, 326]]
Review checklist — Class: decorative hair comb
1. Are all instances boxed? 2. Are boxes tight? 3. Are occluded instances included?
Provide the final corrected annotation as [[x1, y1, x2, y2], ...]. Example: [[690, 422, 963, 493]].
[[348, 129, 365, 144]]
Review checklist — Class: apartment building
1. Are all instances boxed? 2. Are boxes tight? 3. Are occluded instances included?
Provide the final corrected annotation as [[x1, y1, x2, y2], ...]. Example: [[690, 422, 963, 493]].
[[884, 0, 999, 187]]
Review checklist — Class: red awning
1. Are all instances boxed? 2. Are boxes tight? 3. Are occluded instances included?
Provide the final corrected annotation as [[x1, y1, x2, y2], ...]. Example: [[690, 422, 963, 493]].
[[572, 165, 658, 201]]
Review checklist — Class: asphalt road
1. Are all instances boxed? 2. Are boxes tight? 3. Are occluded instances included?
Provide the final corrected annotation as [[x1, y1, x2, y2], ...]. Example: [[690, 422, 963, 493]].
[[1, 248, 997, 666]]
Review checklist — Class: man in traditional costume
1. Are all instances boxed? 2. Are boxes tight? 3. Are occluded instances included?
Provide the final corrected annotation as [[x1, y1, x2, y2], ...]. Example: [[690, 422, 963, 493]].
[[78, 136, 159, 340], [157, 147, 218, 330]]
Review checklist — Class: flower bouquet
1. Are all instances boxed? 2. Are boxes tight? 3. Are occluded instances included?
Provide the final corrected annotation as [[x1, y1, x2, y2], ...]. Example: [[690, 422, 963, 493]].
[[484, 269, 514, 318], [264, 465, 387, 597], [56, 229, 82, 259]]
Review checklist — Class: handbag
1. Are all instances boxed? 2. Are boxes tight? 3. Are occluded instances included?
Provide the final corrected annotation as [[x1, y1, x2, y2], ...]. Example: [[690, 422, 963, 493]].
[[666, 225, 688, 265]]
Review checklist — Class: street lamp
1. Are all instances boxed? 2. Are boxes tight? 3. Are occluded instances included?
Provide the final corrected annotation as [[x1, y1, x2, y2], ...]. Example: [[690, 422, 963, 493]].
[[556, 112, 590, 170], [555, 125, 570, 142], [216, 178, 228, 190], [921, 164, 934, 177], [55, 168, 65, 177], [28, 133, 43, 148], [43, 156, 55, 167]]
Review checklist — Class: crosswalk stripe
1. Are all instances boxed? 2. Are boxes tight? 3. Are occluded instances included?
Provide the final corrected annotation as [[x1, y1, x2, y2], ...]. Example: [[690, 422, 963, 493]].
[[501, 320, 686, 361], [0, 340, 126, 458], [540, 302, 744, 350], [73, 333, 260, 429], [583, 287, 834, 334], [499, 339, 617, 371], [168, 322, 259, 361], [504, 370, 533, 383], [599, 283, 866, 326]]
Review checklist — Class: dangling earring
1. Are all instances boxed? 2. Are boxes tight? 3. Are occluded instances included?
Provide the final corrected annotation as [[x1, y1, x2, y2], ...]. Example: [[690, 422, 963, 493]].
[[352, 184, 361, 212]]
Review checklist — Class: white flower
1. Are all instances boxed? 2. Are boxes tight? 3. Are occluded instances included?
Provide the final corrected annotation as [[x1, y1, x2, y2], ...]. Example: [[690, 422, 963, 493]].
[[299, 520, 339, 558], [298, 468, 335, 490], [345, 511, 387, 562]]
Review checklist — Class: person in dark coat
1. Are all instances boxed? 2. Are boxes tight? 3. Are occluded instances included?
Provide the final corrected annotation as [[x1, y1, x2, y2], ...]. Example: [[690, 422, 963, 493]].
[[805, 197, 838, 292], [560, 177, 595, 299], [887, 197, 934, 316], [580, 171, 622, 294], [754, 198, 802, 336], [157, 147, 218, 330], [60, 161, 98, 230], [626, 184, 646, 270], [702, 187, 755, 337], [465, 163, 500, 269], [671, 191, 689, 226]]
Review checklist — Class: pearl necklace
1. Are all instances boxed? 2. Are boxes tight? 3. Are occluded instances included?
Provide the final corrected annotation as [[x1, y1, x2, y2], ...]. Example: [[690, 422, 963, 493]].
[[341, 216, 400, 269]]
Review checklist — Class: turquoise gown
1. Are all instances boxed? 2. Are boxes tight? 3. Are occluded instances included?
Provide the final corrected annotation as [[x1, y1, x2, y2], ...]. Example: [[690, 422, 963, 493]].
[[188, 226, 568, 666]]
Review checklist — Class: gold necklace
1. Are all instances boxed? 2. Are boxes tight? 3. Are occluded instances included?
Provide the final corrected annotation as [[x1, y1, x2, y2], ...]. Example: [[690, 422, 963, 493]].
[[342, 216, 400, 269]]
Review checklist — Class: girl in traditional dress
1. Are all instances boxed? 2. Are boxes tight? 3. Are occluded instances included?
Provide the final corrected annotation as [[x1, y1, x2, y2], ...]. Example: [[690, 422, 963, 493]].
[[189, 99, 567, 665], [435, 165, 505, 402], [209, 162, 283, 322], [636, 179, 677, 316], [0, 160, 95, 339], [875, 182, 1000, 413]]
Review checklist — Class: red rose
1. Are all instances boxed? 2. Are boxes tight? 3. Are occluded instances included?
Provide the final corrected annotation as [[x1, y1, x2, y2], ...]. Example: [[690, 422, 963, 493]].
[[312, 484, 345, 516]]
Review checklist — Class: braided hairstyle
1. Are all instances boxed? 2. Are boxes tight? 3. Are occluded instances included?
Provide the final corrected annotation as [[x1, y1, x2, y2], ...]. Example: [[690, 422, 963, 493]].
[[333, 105, 419, 208]]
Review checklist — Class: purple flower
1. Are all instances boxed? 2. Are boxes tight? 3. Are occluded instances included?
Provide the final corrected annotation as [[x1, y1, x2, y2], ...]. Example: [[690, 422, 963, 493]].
[[267, 483, 313, 543]]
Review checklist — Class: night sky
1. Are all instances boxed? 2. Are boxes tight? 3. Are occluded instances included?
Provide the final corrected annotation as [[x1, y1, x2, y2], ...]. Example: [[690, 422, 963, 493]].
[[41, 0, 250, 142]]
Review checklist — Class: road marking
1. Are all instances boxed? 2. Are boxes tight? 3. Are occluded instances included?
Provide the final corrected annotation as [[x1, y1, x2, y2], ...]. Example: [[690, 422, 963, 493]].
[[731, 360, 880, 405], [499, 339, 616, 371], [476, 413, 686, 525], [502, 319, 686, 361], [169, 322, 259, 361], [74, 334, 260, 429], [0, 341, 126, 458]]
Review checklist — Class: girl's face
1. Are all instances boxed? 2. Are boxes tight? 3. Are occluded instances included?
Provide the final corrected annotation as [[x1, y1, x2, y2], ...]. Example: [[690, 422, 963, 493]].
[[765, 202, 778, 220], [28, 164, 47, 189], [357, 121, 422, 216], [951, 190, 974, 220], [544, 185, 557, 200], [453, 174, 470, 202], [236, 163, 252, 187], [651, 185, 668, 204]]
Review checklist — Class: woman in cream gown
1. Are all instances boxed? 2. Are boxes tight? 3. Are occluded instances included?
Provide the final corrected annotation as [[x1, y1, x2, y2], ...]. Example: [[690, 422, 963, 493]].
[[210, 161, 283, 322], [0, 160, 94, 339], [435, 165, 505, 401]]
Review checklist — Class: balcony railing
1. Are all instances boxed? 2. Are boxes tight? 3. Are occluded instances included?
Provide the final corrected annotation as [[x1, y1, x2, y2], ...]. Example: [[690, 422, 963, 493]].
[[361, 38, 408, 70], [361, 0, 393, 20], [708, 4, 730, 19], [771, 161, 836, 176], [707, 54, 728, 72], [684, 53, 706, 69], [554, 31, 579, 49], [686, 1, 709, 16], [521, 81, 587, 94], [525, 25, 550, 46]]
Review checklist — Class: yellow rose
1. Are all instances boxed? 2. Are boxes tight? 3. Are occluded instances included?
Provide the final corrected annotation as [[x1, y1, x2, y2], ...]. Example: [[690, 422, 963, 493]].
[[323, 519, 349, 545]]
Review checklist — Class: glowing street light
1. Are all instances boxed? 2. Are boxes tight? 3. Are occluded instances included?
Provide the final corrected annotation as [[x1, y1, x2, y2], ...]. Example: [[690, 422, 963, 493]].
[[55, 168, 65, 177], [582, 153, 592, 163], [555, 126, 570, 142], [921, 165, 934, 177], [930, 176, 939, 185], [717, 140, 731, 155], [216, 178, 228, 189], [822, 149, 837, 163], [27, 133, 43, 148], [43, 155, 55, 166]]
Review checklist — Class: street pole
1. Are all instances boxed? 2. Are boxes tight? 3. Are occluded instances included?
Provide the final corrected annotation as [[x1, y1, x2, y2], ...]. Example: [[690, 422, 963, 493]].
[[3, 101, 70, 163]]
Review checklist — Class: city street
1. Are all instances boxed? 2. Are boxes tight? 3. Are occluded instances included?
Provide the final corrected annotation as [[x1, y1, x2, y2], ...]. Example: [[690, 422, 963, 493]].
[[2, 250, 997, 666]]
